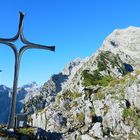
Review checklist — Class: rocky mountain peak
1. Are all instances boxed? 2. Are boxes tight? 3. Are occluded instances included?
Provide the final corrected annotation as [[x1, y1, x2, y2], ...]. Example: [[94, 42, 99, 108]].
[[100, 26, 140, 61], [22, 81, 38, 89], [62, 57, 82, 76], [0, 85, 10, 92]]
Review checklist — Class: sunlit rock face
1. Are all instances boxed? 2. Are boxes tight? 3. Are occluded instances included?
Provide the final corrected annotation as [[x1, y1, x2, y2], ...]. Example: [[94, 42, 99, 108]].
[[101, 26, 140, 67], [30, 26, 140, 139], [58, 26, 140, 94]]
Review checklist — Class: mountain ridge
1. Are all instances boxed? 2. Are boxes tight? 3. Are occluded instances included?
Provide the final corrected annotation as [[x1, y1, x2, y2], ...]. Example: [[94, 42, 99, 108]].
[[30, 26, 140, 139], [1, 26, 140, 139]]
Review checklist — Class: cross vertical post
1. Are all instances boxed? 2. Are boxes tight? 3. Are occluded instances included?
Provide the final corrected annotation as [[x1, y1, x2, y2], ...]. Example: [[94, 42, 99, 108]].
[[0, 12, 55, 128], [0, 70, 2, 84]]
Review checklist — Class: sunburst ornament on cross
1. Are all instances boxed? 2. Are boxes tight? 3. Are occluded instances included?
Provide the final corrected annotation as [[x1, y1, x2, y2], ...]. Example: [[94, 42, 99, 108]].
[[0, 12, 55, 128]]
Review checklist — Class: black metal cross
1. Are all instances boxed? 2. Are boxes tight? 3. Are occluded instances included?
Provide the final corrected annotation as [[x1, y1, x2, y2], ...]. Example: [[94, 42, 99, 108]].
[[0, 12, 55, 128]]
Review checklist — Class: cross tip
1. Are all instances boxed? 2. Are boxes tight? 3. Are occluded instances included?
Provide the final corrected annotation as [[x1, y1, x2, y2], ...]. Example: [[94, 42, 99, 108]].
[[52, 46, 55, 52], [19, 11, 26, 17]]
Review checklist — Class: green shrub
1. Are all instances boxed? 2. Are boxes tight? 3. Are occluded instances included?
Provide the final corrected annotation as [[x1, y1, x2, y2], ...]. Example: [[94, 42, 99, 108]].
[[97, 51, 120, 70], [62, 90, 82, 100], [123, 108, 140, 131], [82, 70, 96, 87], [76, 112, 85, 123], [90, 109, 96, 117], [56, 94, 62, 104], [129, 133, 140, 139], [134, 118, 140, 131], [71, 101, 78, 108], [94, 91, 105, 100], [82, 69, 113, 87], [98, 60, 107, 71], [73, 92, 82, 99], [135, 69, 140, 75], [82, 70, 101, 87], [16, 127, 34, 137], [0, 124, 4, 130], [0, 124, 6, 137], [63, 102, 71, 111], [120, 65, 128, 75], [56, 91, 82, 106], [97, 52, 108, 71], [36, 109, 43, 114], [98, 76, 114, 86], [123, 108, 135, 118]]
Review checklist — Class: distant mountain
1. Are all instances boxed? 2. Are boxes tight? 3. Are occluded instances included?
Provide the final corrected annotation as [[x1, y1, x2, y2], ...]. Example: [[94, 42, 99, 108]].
[[0, 82, 40, 124], [22, 81, 38, 89], [0, 85, 11, 123]]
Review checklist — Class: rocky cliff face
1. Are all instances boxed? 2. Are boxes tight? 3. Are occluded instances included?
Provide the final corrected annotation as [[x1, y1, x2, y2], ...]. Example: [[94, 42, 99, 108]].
[[23, 57, 87, 114], [30, 26, 140, 140]]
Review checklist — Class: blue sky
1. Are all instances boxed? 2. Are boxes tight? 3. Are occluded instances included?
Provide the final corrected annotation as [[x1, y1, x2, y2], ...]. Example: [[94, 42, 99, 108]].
[[0, 0, 140, 87]]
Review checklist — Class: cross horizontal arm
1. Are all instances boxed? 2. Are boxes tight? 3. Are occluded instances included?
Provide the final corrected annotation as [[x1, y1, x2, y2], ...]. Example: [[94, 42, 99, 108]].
[[20, 28, 55, 51], [29, 44, 55, 52], [0, 41, 18, 55], [19, 45, 55, 59], [0, 12, 24, 43], [0, 33, 19, 43]]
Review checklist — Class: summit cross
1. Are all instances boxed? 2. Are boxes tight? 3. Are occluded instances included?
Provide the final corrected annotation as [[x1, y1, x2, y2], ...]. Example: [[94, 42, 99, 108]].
[[0, 12, 55, 128]]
